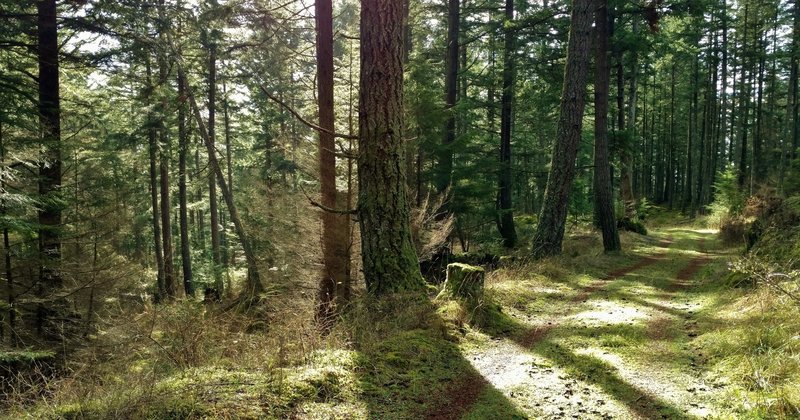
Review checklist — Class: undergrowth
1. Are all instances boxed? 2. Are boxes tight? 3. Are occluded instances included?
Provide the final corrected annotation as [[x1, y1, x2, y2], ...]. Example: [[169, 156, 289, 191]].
[[697, 284, 800, 418], [698, 194, 800, 418]]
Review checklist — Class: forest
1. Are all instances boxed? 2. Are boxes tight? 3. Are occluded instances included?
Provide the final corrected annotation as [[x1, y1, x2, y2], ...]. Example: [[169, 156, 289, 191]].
[[1, 0, 800, 418]]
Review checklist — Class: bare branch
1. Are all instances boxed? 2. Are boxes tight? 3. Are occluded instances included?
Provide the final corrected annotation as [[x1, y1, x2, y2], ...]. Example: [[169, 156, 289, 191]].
[[255, 84, 358, 140]]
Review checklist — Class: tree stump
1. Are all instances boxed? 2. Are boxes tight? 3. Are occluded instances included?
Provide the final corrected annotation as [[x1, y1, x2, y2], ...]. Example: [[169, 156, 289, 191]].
[[443, 263, 485, 299]]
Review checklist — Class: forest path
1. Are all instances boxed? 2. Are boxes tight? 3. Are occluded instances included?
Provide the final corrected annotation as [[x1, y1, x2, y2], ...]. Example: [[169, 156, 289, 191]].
[[434, 228, 732, 419]]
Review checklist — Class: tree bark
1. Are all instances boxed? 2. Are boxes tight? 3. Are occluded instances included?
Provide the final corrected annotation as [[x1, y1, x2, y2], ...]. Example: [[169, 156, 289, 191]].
[[146, 60, 166, 301], [497, 0, 517, 248], [316, 0, 350, 324], [438, 0, 460, 194], [753, 25, 766, 184], [358, 0, 424, 294], [593, 0, 621, 252], [36, 0, 65, 337], [531, 0, 593, 258], [738, 4, 751, 189], [222, 74, 235, 266], [208, 40, 223, 297], [158, 0, 175, 299], [628, 19, 639, 198], [178, 64, 193, 297]]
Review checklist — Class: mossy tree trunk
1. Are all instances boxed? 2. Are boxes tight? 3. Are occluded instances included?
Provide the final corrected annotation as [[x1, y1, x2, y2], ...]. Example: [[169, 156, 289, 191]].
[[358, 0, 424, 295], [531, 0, 593, 258]]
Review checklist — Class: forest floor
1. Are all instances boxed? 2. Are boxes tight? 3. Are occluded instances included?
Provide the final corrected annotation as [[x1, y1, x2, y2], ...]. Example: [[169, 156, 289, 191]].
[[430, 227, 737, 419], [16, 222, 796, 419]]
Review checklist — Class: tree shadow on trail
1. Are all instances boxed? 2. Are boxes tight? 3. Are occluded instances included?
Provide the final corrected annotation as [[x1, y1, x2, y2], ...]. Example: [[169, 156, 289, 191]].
[[342, 294, 527, 419], [471, 300, 692, 420]]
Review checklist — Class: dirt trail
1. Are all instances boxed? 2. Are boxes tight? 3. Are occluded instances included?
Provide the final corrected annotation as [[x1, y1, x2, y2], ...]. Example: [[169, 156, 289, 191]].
[[429, 231, 722, 419]]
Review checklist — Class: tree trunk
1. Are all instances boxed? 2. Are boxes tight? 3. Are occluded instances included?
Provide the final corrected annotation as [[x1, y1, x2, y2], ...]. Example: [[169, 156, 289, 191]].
[[36, 0, 65, 338], [497, 0, 517, 248], [753, 26, 766, 184], [358, 0, 424, 294], [222, 76, 235, 266], [1, 120, 17, 346], [684, 59, 696, 215], [664, 62, 675, 208], [181, 66, 265, 301], [157, 0, 175, 299], [531, 0, 593, 258], [178, 64, 194, 297], [738, 4, 751, 189], [208, 41, 223, 297], [792, 0, 800, 161], [438, 0, 459, 194], [593, 0, 621, 252], [316, 0, 350, 324], [628, 19, 639, 199], [146, 60, 166, 301], [720, 0, 729, 168]]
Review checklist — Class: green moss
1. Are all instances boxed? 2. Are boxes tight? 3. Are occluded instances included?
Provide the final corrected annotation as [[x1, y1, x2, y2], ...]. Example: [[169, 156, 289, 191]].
[[472, 301, 521, 336], [0, 350, 56, 365], [354, 329, 473, 418], [442, 263, 485, 300]]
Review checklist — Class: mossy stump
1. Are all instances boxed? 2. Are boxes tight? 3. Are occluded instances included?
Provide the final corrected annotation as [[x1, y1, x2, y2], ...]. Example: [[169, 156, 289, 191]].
[[443, 263, 485, 300]]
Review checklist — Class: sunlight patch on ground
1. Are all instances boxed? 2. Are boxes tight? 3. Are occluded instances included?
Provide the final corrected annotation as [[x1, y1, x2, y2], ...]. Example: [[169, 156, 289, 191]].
[[467, 340, 538, 390], [569, 301, 653, 326], [465, 339, 631, 419]]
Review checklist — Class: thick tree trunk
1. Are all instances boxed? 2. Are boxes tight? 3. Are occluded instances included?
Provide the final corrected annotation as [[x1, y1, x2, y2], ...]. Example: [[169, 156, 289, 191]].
[[593, 0, 621, 253], [316, 0, 350, 323], [497, 0, 517, 248], [36, 0, 65, 337], [358, 0, 424, 294], [531, 0, 593, 258]]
